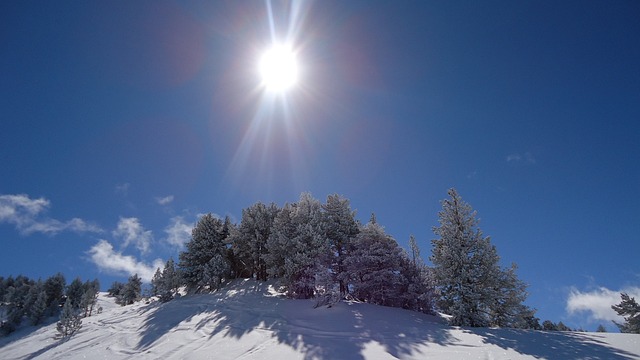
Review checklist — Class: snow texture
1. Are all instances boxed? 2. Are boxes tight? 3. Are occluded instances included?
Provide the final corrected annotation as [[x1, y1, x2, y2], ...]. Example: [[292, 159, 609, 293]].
[[1, 279, 639, 360]]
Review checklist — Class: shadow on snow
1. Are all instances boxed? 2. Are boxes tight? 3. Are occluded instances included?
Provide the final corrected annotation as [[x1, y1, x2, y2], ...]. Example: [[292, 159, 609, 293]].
[[137, 279, 637, 360]]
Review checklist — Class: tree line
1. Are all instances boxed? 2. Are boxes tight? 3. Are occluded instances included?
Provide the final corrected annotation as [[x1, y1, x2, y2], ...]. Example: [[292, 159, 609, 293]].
[[150, 190, 536, 328], [0, 273, 99, 337]]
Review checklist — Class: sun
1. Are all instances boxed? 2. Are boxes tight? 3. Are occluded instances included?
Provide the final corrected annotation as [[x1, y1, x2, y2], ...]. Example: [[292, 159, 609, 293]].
[[259, 44, 298, 93]]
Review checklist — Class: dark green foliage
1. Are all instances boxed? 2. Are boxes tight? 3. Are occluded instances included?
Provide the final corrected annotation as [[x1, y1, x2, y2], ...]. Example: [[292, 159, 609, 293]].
[[612, 293, 640, 333], [431, 189, 532, 327], [107, 281, 125, 298], [179, 213, 231, 291], [66, 278, 85, 310], [44, 273, 66, 315], [117, 274, 142, 305]]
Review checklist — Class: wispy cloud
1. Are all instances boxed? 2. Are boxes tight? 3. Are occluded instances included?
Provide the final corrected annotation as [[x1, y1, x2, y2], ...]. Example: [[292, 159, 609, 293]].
[[164, 216, 193, 248], [0, 194, 102, 235], [506, 152, 536, 164], [113, 217, 153, 254], [566, 286, 640, 323], [115, 183, 130, 195], [156, 195, 174, 206], [88, 240, 163, 282]]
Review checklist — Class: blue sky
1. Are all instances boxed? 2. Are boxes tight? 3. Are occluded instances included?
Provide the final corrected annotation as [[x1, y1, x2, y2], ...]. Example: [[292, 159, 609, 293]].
[[1, 1, 638, 331]]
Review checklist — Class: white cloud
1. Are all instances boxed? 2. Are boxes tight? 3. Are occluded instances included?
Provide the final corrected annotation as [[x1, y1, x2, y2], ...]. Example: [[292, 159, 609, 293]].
[[506, 152, 536, 164], [115, 183, 130, 195], [88, 240, 163, 282], [156, 195, 174, 206], [113, 217, 153, 254], [164, 216, 193, 247], [566, 286, 640, 323], [0, 194, 102, 235]]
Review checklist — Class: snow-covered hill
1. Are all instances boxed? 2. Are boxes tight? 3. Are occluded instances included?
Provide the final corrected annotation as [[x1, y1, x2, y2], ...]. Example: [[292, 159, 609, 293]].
[[1, 279, 638, 360]]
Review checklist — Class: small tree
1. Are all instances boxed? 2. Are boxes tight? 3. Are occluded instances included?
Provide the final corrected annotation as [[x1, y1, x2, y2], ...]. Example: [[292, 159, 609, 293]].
[[542, 320, 557, 331], [596, 324, 607, 332], [56, 300, 82, 338], [118, 274, 142, 305], [612, 293, 640, 334]]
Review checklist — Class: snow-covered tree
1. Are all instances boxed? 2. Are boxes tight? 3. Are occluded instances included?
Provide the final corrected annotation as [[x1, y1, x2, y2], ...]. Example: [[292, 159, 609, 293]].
[[80, 279, 100, 317], [56, 299, 82, 338], [44, 273, 66, 315], [612, 293, 640, 334], [179, 213, 231, 292], [152, 258, 181, 302], [266, 193, 328, 298], [321, 194, 359, 297], [344, 220, 405, 307], [117, 274, 142, 305], [230, 202, 278, 281], [25, 280, 47, 325], [66, 278, 85, 310], [430, 188, 530, 327]]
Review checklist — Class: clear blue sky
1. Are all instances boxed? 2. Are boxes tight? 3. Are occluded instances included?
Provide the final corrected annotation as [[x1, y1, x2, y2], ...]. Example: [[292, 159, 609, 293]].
[[1, 1, 638, 331]]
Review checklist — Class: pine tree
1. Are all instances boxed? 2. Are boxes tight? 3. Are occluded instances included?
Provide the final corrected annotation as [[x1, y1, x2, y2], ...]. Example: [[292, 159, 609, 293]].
[[25, 280, 48, 325], [431, 189, 502, 326], [266, 193, 328, 299], [596, 324, 607, 332], [80, 279, 99, 317], [66, 278, 85, 310], [151, 267, 163, 296], [44, 273, 66, 315], [118, 274, 142, 305], [611, 293, 640, 333], [56, 300, 82, 338], [161, 258, 180, 302], [322, 194, 359, 298], [542, 320, 558, 331], [179, 213, 231, 292], [430, 189, 531, 328], [231, 202, 278, 281], [344, 220, 405, 307]]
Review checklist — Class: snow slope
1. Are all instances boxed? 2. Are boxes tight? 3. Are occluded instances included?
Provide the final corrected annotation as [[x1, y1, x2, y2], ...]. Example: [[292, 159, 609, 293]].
[[1, 279, 638, 360]]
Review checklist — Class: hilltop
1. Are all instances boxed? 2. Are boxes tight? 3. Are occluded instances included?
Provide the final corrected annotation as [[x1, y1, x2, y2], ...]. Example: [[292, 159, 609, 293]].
[[1, 279, 638, 360]]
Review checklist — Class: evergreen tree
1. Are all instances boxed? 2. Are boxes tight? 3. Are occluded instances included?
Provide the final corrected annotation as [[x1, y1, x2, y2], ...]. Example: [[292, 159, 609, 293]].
[[179, 213, 231, 292], [151, 267, 163, 296], [542, 320, 558, 331], [107, 281, 125, 298], [611, 293, 640, 333], [56, 299, 82, 338], [25, 280, 47, 325], [596, 324, 607, 332], [44, 273, 66, 315], [160, 258, 180, 302], [431, 189, 502, 327], [398, 249, 435, 313], [430, 189, 531, 327], [322, 194, 359, 297], [66, 278, 85, 310], [344, 220, 405, 307], [231, 202, 279, 281], [118, 274, 142, 305], [80, 279, 99, 317], [266, 193, 328, 299]]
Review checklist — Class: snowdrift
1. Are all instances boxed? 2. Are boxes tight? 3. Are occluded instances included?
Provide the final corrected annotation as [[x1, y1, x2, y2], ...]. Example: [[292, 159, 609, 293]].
[[1, 279, 638, 359]]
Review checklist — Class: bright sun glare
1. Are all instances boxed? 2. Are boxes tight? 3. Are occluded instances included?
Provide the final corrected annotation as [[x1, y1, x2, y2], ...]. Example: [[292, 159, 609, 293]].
[[259, 44, 298, 92]]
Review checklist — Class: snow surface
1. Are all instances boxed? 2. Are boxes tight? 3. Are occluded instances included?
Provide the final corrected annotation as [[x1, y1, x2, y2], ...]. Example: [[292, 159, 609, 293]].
[[1, 279, 639, 360]]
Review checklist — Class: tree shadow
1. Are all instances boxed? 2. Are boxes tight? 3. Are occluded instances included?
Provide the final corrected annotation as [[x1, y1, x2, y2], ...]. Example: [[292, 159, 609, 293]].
[[467, 328, 639, 360], [137, 279, 459, 359]]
